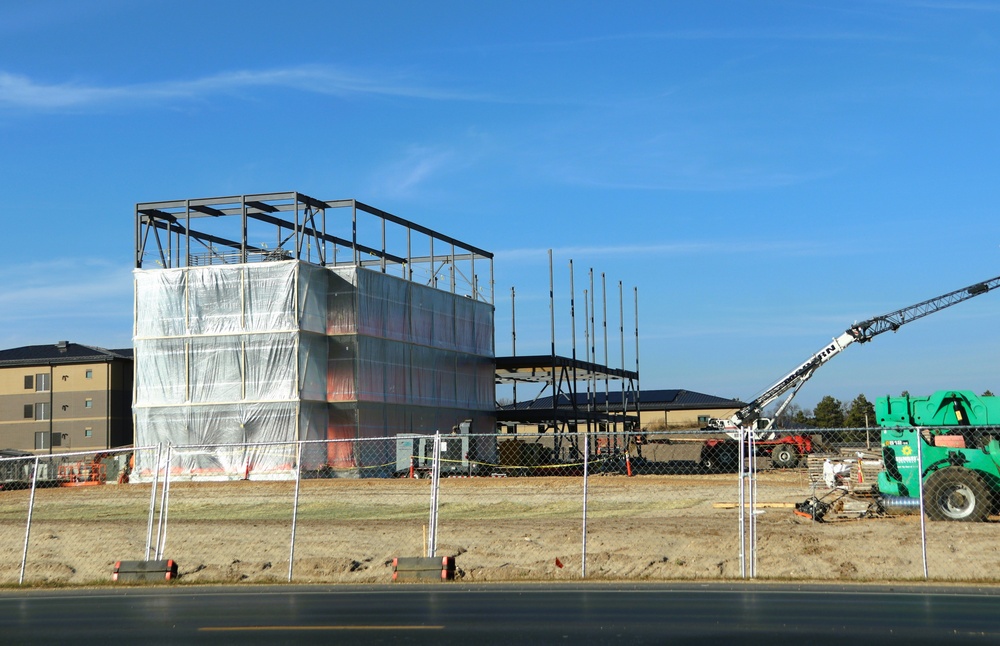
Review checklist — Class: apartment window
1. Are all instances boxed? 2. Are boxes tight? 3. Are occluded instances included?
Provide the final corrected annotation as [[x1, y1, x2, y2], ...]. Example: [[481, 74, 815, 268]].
[[85, 369, 93, 379], [84, 428, 93, 438], [85, 399, 93, 409], [35, 431, 49, 450], [24, 375, 33, 390], [35, 373, 51, 392], [35, 402, 51, 421], [23, 404, 33, 419]]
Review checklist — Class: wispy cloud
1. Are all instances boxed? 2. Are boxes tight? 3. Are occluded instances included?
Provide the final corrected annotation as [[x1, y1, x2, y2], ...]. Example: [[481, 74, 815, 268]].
[[370, 145, 461, 198], [0, 65, 490, 112]]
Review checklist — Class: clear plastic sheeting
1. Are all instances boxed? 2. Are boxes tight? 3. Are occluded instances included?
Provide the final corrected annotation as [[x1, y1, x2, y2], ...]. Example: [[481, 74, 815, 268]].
[[134, 260, 495, 480]]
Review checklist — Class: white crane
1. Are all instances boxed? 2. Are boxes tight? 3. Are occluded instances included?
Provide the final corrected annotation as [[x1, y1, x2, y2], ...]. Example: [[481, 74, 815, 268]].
[[709, 273, 1000, 437]]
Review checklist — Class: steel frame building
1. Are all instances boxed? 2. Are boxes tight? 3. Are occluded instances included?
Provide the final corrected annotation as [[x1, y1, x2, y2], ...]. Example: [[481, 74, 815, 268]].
[[132, 191, 497, 478], [135, 191, 494, 304], [495, 355, 639, 459], [133, 190, 639, 471]]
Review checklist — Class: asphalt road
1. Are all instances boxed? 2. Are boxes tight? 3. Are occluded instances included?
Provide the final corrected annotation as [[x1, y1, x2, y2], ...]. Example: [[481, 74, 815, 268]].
[[1, 582, 998, 644]]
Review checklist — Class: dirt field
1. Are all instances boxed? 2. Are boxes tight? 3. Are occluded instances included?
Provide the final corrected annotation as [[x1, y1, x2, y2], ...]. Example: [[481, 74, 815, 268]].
[[2, 471, 999, 586]]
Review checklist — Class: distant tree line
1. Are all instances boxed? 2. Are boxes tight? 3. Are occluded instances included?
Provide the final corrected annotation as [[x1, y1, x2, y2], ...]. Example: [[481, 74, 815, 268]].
[[768, 390, 996, 431]]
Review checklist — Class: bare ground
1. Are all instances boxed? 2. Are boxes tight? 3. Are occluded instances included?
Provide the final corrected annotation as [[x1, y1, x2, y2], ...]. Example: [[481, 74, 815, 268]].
[[1, 472, 998, 586]]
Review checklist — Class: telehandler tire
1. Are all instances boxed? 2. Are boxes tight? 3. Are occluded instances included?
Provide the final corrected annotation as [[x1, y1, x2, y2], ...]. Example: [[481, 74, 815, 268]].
[[771, 443, 799, 469], [924, 468, 990, 522], [699, 443, 739, 473]]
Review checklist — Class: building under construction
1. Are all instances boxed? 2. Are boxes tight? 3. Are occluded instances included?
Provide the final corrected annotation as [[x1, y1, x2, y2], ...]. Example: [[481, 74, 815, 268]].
[[133, 191, 638, 477], [134, 192, 498, 476]]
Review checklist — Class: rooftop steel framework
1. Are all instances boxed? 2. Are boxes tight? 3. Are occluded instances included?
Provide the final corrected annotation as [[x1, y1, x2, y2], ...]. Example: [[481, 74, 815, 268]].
[[493, 255, 642, 459], [135, 192, 494, 304]]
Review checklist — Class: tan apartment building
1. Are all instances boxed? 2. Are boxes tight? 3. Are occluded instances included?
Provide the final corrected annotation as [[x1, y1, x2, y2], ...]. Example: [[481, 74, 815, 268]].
[[0, 342, 133, 453]]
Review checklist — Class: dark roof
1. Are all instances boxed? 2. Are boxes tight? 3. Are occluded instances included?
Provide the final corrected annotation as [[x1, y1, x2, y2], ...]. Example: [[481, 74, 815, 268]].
[[0, 342, 133, 367], [501, 389, 744, 412], [495, 354, 638, 383]]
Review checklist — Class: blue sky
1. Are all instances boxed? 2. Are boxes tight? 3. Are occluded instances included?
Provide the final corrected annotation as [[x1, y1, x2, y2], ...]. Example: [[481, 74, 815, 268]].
[[2, 0, 999, 411]]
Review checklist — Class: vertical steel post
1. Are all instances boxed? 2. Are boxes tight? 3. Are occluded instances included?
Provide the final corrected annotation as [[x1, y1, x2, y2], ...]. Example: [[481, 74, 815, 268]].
[[634, 286, 641, 426], [587, 267, 597, 438], [450, 242, 456, 293], [581, 430, 589, 579], [381, 215, 387, 273], [241, 195, 248, 264], [294, 195, 302, 260], [753, 442, 757, 573], [321, 205, 328, 266], [549, 249, 556, 371], [288, 441, 303, 582], [145, 444, 163, 559], [155, 445, 173, 561], [619, 282, 627, 441], [19, 457, 40, 585], [583, 290, 590, 432], [738, 429, 746, 578], [134, 204, 141, 268], [601, 274, 610, 451], [549, 251, 557, 443], [406, 227, 412, 281], [569, 260, 576, 365], [352, 201, 359, 267], [511, 287, 517, 405], [184, 200, 191, 268], [427, 433, 442, 558], [917, 434, 929, 579], [569, 260, 577, 456]]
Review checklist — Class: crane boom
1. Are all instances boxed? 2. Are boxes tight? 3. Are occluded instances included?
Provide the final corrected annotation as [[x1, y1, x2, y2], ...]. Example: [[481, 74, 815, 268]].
[[716, 272, 1000, 432], [846, 276, 1000, 343]]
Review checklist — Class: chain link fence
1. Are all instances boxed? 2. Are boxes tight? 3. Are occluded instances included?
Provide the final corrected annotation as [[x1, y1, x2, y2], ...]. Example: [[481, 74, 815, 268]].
[[1, 428, 998, 585], [0, 447, 149, 584]]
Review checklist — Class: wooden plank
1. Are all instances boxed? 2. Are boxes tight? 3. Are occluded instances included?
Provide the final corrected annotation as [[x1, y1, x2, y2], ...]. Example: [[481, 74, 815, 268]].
[[712, 502, 797, 509]]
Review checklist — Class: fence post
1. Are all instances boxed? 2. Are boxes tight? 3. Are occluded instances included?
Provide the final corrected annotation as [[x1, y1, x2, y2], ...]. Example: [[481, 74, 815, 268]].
[[581, 430, 589, 579], [738, 429, 745, 578], [288, 440, 303, 582], [427, 432, 442, 558], [155, 445, 173, 561], [145, 444, 163, 560], [738, 428, 757, 579], [18, 456, 40, 585], [917, 433, 929, 579], [749, 430, 757, 578]]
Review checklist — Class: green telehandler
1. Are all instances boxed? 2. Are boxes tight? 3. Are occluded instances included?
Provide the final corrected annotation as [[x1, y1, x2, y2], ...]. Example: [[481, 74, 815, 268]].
[[876, 390, 1000, 521]]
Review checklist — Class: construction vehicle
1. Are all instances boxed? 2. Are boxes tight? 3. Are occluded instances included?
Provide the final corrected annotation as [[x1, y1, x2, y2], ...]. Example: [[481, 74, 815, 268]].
[[876, 390, 1000, 521], [700, 273, 1000, 471]]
